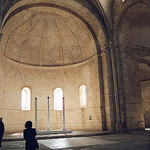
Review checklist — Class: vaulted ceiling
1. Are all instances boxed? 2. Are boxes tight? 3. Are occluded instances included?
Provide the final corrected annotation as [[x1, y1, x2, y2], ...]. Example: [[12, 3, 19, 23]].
[[1, 0, 109, 66], [0, 0, 150, 72]]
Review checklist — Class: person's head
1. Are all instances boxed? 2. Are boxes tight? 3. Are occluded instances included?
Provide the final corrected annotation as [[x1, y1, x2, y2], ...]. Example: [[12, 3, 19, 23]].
[[25, 121, 32, 129], [0, 118, 2, 122]]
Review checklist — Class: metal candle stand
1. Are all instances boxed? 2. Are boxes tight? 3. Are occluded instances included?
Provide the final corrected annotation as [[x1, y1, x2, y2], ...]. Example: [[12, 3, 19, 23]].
[[35, 96, 72, 135]]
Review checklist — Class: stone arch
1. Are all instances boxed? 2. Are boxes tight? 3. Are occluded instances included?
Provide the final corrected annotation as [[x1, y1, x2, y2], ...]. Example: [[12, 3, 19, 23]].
[[116, 2, 150, 47], [115, 2, 150, 130], [1, 0, 108, 54], [139, 55, 150, 128], [0, 0, 116, 133]]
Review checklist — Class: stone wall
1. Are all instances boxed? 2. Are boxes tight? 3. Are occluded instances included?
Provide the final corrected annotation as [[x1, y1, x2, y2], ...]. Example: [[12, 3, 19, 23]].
[[141, 81, 150, 128], [0, 54, 102, 133], [120, 48, 145, 130], [116, 2, 149, 131]]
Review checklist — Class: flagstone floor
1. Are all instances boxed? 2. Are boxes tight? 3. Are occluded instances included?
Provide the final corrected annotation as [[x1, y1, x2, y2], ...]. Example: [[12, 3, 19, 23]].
[[1, 130, 149, 150]]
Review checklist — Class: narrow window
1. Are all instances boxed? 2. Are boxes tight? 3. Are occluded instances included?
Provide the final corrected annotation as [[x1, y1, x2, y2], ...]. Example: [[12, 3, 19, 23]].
[[54, 88, 63, 110], [79, 85, 87, 108], [21, 87, 31, 110]]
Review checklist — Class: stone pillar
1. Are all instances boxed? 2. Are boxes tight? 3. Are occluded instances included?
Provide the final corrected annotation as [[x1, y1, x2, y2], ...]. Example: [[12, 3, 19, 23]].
[[0, 0, 2, 42], [112, 45, 126, 132], [35, 97, 38, 131], [62, 97, 66, 131], [47, 96, 51, 131], [97, 54, 106, 131], [0, 32, 2, 41], [103, 41, 127, 133], [101, 42, 117, 132], [109, 43, 122, 132], [0, 0, 2, 29]]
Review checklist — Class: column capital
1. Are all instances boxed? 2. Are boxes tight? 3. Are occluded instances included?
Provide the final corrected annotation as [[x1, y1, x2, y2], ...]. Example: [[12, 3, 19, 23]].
[[104, 41, 114, 49], [100, 41, 113, 54]]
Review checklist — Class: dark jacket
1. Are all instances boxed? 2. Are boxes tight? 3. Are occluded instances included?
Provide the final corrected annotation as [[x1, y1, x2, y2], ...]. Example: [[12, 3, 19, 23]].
[[0, 121, 4, 136], [24, 128, 38, 150]]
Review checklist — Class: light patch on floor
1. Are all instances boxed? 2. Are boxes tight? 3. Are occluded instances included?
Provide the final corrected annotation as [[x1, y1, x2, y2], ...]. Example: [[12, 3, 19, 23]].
[[145, 128, 150, 131], [38, 137, 118, 149]]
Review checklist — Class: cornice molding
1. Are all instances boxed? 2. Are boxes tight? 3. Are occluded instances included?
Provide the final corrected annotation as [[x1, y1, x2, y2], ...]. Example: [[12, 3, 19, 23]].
[[100, 42, 150, 56]]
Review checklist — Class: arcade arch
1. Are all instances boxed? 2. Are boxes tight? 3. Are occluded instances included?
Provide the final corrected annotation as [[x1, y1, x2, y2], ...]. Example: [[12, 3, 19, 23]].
[[0, 0, 109, 133]]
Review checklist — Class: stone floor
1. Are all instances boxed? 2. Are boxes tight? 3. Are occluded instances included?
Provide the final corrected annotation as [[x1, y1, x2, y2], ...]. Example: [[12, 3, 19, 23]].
[[0, 130, 149, 150], [3, 131, 110, 141]]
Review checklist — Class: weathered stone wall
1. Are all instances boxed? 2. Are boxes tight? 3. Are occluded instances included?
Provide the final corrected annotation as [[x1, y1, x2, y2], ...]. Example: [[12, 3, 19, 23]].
[[120, 48, 145, 130], [1, 0, 149, 134], [115, 2, 150, 130], [140, 81, 150, 128], [0, 54, 102, 133]]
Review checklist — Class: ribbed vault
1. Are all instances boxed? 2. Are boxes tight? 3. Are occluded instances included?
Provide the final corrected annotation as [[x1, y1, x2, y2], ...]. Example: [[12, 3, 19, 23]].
[[0, 0, 108, 66], [1, 5, 99, 66], [2, 8, 97, 66]]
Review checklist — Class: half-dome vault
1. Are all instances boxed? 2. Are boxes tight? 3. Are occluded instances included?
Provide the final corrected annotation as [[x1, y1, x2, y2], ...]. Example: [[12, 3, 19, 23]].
[[1, 6, 97, 66]]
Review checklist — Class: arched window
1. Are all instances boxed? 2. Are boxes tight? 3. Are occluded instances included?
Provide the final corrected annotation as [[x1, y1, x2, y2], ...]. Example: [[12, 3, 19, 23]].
[[21, 87, 31, 110], [79, 85, 87, 108], [54, 88, 63, 110]]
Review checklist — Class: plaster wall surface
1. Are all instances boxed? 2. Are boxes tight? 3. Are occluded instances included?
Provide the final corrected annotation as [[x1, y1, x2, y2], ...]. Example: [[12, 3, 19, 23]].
[[0, 54, 102, 133]]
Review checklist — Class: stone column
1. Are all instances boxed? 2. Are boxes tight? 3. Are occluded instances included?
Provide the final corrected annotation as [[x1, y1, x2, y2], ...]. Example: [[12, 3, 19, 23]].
[[97, 54, 106, 131], [113, 45, 126, 132], [35, 97, 38, 131], [0, 0, 3, 42], [0, 0, 2, 29], [102, 42, 117, 132], [109, 43, 121, 132]]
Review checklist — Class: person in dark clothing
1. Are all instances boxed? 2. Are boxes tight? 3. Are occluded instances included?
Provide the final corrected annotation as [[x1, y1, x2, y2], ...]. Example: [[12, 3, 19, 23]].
[[23, 121, 39, 150], [0, 118, 4, 147]]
